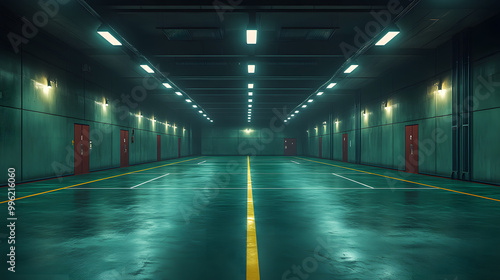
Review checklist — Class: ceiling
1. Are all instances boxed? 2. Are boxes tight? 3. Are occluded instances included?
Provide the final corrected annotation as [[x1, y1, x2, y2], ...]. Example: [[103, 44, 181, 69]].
[[2, 0, 500, 126]]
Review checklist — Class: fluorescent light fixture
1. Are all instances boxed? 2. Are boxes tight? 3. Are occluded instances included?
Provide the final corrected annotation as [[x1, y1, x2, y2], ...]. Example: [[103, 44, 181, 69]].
[[248, 104, 252, 108], [295, 110, 299, 113], [317, 92, 324, 96], [248, 99, 253, 102], [375, 31, 400, 46], [248, 117, 251, 119], [287, 117, 291, 120], [97, 31, 122, 46], [248, 83, 254, 89], [248, 92, 253, 96], [327, 83, 337, 89], [344, 65, 358, 74], [248, 109, 252, 111], [175, 92, 182, 96], [186, 99, 192, 103], [308, 99, 313, 103], [302, 105, 307, 108], [247, 30, 257, 44], [284, 120, 287, 123], [248, 120, 251, 122], [291, 114, 295, 117], [210, 120, 214, 123], [199, 110, 203, 113], [248, 64, 255, 73], [140, 64, 154, 73], [192, 105, 197, 108], [203, 114, 207, 117], [162, 83, 172, 89]]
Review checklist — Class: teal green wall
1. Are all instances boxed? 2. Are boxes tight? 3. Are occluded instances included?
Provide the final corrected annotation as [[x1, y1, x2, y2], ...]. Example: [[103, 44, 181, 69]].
[[304, 20, 500, 184], [201, 126, 301, 156], [0, 37, 193, 183]]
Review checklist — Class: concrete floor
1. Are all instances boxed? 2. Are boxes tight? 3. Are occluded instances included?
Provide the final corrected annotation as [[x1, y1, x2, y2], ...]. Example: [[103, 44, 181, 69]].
[[1, 156, 500, 280]]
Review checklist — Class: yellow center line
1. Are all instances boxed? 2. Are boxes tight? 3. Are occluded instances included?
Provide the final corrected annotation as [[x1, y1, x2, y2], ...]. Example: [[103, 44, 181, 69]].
[[247, 156, 260, 280], [0, 157, 204, 204], [295, 157, 500, 202]]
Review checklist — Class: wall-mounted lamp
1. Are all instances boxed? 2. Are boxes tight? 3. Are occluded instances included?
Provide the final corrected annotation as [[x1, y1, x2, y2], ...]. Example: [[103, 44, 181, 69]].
[[363, 109, 367, 117], [105, 99, 109, 107], [323, 121, 327, 125], [437, 80, 444, 95], [335, 120, 339, 125], [47, 80, 52, 88]]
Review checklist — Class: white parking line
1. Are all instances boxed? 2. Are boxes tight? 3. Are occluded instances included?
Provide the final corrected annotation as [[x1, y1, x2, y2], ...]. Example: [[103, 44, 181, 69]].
[[291, 161, 300, 164], [332, 173, 374, 189], [197, 161, 207, 165], [130, 173, 170, 189]]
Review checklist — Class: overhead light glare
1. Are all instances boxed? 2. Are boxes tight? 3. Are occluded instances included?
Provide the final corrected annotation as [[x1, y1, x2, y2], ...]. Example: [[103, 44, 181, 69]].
[[375, 31, 400, 46], [97, 31, 122, 46], [308, 99, 313, 103], [317, 92, 324, 95], [248, 64, 255, 73], [162, 83, 172, 89], [192, 105, 197, 108], [175, 92, 182, 96], [247, 30, 257, 44], [344, 65, 359, 74], [186, 99, 192, 103], [249, 99, 253, 102], [302, 105, 307, 108], [248, 83, 254, 89], [327, 83, 337, 89], [248, 92, 253, 96], [140, 64, 154, 74]]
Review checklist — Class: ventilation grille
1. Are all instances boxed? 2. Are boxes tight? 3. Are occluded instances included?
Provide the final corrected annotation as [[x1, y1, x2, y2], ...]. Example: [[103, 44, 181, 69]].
[[279, 28, 335, 41], [161, 28, 224, 40]]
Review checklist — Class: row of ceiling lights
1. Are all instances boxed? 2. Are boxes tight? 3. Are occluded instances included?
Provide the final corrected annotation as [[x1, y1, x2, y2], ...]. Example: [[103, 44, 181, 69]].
[[284, 27, 400, 123], [97, 26, 213, 123]]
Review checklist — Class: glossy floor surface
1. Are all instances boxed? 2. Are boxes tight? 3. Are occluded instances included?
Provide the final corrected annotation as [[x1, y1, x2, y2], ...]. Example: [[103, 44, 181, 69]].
[[1, 156, 500, 280]]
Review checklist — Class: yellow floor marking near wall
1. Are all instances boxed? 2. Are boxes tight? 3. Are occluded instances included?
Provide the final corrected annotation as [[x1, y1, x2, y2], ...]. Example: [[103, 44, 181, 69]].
[[0, 157, 203, 204], [296, 157, 500, 202], [247, 156, 260, 280]]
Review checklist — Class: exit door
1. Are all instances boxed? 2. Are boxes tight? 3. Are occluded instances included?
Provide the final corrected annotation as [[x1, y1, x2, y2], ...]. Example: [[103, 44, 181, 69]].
[[157, 135, 161, 161], [74, 124, 89, 175], [120, 130, 129, 167], [284, 138, 297, 156], [342, 134, 348, 162], [178, 138, 181, 158], [319, 137, 322, 159], [405, 125, 419, 173]]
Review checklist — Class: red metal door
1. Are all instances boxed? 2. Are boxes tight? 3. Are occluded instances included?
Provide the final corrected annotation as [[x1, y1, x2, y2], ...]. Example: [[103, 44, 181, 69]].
[[157, 135, 161, 161], [74, 124, 89, 175], [120, 130, 129, 167], [319, 137, 322, 159], [342, 134, 348, 162], [405, 125, 419, 173], [284, 138, 297, 156], [178, 138, 181, 158]]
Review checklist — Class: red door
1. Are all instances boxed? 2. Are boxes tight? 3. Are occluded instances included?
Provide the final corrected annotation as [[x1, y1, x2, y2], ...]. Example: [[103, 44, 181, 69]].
[[157, 135, 161, 161], [342, 134, 348, 162], [120, 130, 129, 167], [319, 137, 322, 159], [178, 138, 181, 158], [284, 138, 297, 156], [405, 125, 419, 173], [74, 124, 90, 175]]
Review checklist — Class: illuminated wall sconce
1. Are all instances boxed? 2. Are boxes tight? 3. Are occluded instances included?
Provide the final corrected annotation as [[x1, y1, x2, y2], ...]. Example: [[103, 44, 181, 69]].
[[105, 99, 109, 107], [47, 80, 52, 88], [363, 109, 367, 117], [437, 80, 444, 95], [323, 121, 327, 125], [335, 120, 339, 125]]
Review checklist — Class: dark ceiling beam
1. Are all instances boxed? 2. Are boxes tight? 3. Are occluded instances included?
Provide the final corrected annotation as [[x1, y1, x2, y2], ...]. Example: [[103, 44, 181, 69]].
[[171, 76, 328, 81], [107, 5, 388, 13], [185, 88, 315, 91]]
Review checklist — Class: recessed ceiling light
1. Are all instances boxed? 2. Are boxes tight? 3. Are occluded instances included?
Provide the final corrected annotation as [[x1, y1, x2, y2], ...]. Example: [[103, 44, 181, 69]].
[[203, 114, 207, 117], [198, 110, 202, 113], [175, 92, 182, 96], [248, 99, 253, 102], [248, 83, 254, 89], [302, 105, 307, 108], [317, 92, 324, 95], [97, 31, 122, 46], [247, 30, 257, 44], [140, 64, 154, 74], [162, 83, 172, 89], [375, 31, 400, 46], [327, 83, 337, 89], [248, 92, 253, 96], [344, 65, 359, 73], [186, 99, 192, 103], [295, 110, 299, 113], [248, 64, 255, 73], [192, 105, 197, 108], [248, 104, 252, 108], [308, 99, 313, 103]]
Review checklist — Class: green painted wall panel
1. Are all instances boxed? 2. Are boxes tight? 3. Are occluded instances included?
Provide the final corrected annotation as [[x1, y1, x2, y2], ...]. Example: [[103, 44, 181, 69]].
[[0, 47, 21, 108], [0, 107, 21, 183]]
